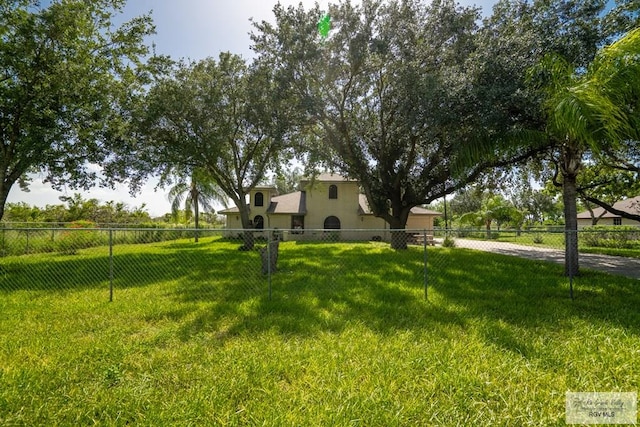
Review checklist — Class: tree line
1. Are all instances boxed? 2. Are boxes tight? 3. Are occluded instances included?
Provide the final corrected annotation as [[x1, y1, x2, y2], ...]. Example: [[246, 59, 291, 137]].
[[2, 0, 640, 274], [0, 193, 224, 226]]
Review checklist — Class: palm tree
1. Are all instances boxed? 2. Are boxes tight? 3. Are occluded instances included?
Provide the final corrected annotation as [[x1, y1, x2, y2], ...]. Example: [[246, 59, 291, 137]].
[[539, 28, 640, 276], [168, 170, 227, 242]]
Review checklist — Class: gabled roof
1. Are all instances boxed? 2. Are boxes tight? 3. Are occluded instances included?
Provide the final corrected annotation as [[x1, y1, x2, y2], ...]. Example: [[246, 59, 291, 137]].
[[357, 194, 441, 216], [266, 191, 306, 215], [217, 206, 239, 214], [577, 196, 640, 219]]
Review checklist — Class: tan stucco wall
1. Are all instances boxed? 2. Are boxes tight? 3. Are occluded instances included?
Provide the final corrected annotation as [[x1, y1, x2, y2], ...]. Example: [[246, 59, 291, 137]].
[[266, 214, 291, 230], [406, 214, 434, 231], [302, 180, 362, 229]]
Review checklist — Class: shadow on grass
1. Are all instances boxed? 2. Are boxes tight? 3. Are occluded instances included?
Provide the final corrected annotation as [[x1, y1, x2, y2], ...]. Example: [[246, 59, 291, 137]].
[[430, 248, 640, 334], [3, 239, 639, 347], [171, 243, 640, 348], [0, 238, 262, 294]]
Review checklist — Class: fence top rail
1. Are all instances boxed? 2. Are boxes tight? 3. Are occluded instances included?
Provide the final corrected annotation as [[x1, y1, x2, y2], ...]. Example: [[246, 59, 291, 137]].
[[1, 226, 638, 234], [0, 226, 224, 232]]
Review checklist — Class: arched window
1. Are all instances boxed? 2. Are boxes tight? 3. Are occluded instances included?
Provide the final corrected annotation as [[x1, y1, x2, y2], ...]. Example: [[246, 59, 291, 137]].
[[323, 216, 341, 229], [254, 215, 264, 229], [328, 184, 338, 199], [254, 192, 264, 207]]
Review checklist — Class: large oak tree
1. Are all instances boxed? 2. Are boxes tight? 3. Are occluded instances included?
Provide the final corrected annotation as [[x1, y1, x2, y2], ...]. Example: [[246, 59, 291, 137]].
[[0, 0, 154, 220], [126, 53, 294, 249], [252, 0, 542, 249]]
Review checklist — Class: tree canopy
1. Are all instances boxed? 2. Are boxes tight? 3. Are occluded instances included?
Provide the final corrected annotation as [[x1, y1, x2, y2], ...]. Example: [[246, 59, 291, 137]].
[[469, 0, 640, 274], [0, 0, 155, 220], [252, 0, 543, 248], [117, 53, 295, 249]]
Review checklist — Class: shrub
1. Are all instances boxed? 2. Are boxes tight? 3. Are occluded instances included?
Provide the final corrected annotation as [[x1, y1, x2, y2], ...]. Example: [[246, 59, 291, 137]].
[[582, 226, 640, 249], [442, 236, 456, 247], [56, 221, 101, 255], [533, 233, 544, 244]]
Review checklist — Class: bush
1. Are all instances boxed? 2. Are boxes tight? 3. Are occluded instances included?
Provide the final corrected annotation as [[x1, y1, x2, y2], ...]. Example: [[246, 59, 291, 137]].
[[582, 226, 640, 249], [56, 221, 102, 255], [442, 236, 456, 247]]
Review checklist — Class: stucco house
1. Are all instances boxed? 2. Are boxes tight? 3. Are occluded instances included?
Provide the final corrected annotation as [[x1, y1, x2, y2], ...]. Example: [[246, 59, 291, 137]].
[[219, 174, 441, 241], [577, 196, 640, 228]]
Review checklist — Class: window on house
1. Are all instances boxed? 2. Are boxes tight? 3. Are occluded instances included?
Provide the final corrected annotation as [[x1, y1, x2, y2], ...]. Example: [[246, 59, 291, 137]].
[[324, 216, 341, 229], [329, 185, 338, 199], [255, 192, 264, 207], [614, 217, 622, 226], [254, 215, 264, 229]]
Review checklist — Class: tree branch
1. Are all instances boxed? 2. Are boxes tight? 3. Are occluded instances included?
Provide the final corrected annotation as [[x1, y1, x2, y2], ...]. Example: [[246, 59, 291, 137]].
[[580, 194, 640, 223]]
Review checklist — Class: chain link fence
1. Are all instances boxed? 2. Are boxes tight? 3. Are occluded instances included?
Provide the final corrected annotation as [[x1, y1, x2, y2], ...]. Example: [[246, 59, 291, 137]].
[[1, 225, 638, 303]]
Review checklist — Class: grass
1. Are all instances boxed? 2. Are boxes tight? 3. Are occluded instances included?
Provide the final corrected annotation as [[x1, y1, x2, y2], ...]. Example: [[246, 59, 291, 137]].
[[1, 237, 639, 425]]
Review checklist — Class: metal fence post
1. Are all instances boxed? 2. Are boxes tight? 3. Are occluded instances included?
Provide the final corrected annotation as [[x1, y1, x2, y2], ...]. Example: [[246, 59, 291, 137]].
[[267, 233, 272, 300], [423, 229, 428, 300], [25, 228, 29, 255], [109, 229, 114, 302], [569, 230, 574, 301]]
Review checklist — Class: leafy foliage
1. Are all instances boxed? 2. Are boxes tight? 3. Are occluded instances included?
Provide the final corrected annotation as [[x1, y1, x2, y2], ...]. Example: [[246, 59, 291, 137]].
[[252, 0, 542, 249], [119, 53, 294, 249], [2, 194, 151, 224], [0, 0, 155, 220], [479, 0, 640, 275]]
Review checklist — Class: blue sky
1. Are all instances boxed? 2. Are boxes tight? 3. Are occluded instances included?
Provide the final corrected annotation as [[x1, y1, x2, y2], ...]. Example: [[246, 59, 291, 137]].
[[120, 0, 499, 61], [9, 0, 499, 216]]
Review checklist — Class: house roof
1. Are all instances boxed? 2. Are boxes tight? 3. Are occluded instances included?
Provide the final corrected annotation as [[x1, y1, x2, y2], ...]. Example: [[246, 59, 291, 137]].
[[357, 194, 441, 216], [300, 173, 355, 183], [577, 196, 640, 219], [266, 191, 306, 215], [217, 206, 239, 214], [218, 191, 307, 215]]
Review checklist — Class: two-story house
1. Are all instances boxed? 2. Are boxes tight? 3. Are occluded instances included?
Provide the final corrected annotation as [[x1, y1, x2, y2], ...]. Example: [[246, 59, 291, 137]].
[[220, 174, 441, 241]]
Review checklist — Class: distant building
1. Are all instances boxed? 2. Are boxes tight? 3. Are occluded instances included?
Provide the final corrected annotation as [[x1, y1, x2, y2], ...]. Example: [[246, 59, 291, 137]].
[[219, 173, 441, 241], [577, 196, 640, 228]]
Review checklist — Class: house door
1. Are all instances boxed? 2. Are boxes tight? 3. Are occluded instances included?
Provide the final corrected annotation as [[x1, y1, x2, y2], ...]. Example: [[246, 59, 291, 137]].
[[291, 215, 304, 234]]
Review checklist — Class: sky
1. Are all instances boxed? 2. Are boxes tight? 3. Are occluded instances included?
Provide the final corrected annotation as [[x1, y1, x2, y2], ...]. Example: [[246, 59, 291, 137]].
[[8, 0, 499, 217]]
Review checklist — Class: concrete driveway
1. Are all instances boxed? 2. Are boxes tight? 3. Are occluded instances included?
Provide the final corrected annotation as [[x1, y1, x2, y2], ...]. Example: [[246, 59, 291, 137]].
[[450, 238, 640, 280]]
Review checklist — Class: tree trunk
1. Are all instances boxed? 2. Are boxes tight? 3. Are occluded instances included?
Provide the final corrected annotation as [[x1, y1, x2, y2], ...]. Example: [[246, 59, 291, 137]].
[[563, 173, 580, 277], [193, 199, 200, 243], [390, 229, 408, 250], [237, 200, 254, 250], [388, 205, 411, 250], [485, 220, 491, 239], [0, 182, 12, 221]]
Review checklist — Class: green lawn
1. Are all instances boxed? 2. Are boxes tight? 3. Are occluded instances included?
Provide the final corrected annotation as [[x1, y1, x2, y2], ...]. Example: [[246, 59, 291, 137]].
[[1, 237, 638, 425]]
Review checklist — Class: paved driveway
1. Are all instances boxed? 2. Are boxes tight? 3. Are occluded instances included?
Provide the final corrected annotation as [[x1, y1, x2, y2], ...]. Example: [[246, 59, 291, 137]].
[[451, 238, 640, 280]]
